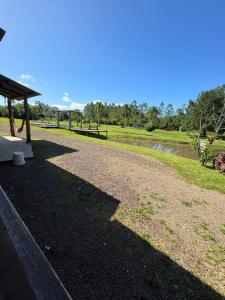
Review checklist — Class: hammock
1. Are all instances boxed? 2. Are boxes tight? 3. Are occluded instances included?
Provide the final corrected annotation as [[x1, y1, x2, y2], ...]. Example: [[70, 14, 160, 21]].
[[12, 118, 25, 133], [10, 100, 26, 133]]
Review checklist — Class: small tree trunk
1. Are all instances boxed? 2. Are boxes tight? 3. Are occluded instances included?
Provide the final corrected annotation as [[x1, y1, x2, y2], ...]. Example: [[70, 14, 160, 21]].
[[7, 99, 16, 137]]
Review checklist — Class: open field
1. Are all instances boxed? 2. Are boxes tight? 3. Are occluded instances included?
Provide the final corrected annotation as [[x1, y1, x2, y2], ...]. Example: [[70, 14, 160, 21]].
[[1, 118, 225, 193], [34, 118, 225, 147], [0, 123, 224, 298], [2, 117, 225, 146], [25, 124, 225, 194], [3, 117, 225, 145]]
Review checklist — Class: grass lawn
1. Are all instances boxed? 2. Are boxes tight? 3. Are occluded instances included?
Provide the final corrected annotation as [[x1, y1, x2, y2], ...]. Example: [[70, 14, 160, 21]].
[[35, 118, 225, 148], [1, 117, 225, 193], [97, 124, 225, 149], [33, 126, 225, 194], [53, 120, 225, 147], [2, 117, 225, 147]]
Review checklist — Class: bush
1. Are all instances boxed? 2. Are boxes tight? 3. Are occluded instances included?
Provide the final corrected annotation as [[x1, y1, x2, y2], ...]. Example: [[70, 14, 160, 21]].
[[133, 121, 142, 128], [118, 120, 124, 127], [179, 126, 186, 132], [144, 122, 155, 132], [103, 119, 112, 125], [200, 147, 213, 166]]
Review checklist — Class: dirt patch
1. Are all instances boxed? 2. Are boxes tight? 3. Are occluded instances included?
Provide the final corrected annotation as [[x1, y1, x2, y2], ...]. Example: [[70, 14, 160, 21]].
[[0, 125, 224, 298]]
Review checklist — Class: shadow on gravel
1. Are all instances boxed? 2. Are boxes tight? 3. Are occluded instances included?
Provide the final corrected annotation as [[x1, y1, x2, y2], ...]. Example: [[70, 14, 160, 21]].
[[0, 140, 223, 299]]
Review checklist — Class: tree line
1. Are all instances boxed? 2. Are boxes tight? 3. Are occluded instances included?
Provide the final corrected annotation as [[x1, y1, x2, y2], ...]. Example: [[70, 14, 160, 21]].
[[0, 84, 225, 135], [84, 84, 225, 135], [83, 101, 186, 131]]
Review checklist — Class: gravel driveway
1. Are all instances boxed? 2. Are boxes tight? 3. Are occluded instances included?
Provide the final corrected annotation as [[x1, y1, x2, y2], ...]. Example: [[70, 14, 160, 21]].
[[0, 125, 224, 299]]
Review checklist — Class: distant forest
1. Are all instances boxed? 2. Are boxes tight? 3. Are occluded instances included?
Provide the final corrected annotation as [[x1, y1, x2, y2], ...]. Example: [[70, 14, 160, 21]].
[[1, 84, 225, 134]]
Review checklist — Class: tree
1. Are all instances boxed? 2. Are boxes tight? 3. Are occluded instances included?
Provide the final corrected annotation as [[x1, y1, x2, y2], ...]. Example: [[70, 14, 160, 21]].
[[186, 85, 225, 137], [146, 106, 160, 127], [174, 106, 186, 130], [164, 104, 174, 129], [95, 101, 104, 128]]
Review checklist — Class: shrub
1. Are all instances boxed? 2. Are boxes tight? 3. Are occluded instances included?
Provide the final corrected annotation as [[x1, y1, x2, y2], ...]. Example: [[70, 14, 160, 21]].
[[133, 121, 142, 128], [118, 120, 124, 127], [144, 122, 155, 132], [200, 147, 213, 166], [179, 126, 186, 132]]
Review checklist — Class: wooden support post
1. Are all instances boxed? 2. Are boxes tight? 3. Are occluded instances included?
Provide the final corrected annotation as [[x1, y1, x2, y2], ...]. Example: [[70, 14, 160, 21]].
[[7, 98, 15, 137], [57, 112, 60, 128], [68, 112, 72, 129], [24, 97, 31, 143]]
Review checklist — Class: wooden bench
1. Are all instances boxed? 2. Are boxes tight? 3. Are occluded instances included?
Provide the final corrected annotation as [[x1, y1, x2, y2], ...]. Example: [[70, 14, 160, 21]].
[[70, 127, 108, 139]]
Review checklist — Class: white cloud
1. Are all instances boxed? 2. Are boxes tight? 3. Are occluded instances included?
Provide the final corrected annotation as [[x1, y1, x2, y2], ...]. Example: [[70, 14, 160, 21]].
[[52, 104, 68, 110], [17, 74, 36, 87], [62, 92, 71, 102], [52, 101, 87, 112], [93, 99, 103, 104], [20, 74, 35, 82], [93, 99, 123, 106], [70, 102, 86, 111]]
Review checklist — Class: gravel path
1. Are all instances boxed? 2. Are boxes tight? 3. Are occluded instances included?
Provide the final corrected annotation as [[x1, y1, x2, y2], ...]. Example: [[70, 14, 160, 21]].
[[0, 125, 224, 299]]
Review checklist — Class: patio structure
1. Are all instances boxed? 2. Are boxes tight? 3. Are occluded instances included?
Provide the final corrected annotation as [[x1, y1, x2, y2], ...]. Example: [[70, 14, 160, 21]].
[[0, 28, 5, 41], [0, 74, 41, 161], [32, 109, 109, 139]]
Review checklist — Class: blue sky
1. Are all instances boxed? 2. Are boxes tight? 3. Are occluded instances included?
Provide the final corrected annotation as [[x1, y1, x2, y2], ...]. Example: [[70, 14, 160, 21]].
[[1, 0, 225, 110]]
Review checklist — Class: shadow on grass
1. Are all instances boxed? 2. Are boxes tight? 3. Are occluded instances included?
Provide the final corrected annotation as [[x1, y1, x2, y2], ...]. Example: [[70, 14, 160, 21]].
[[40, 126, 108, 140], [205, 165, 215, 170], [217, 135, 225, 141], [74, 131, 108, 140], [0, 140, 223, 299]]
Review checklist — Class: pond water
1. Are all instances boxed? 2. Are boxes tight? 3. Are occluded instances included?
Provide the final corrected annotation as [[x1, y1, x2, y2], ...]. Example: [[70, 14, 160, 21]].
[[110, 138, 200, 160]]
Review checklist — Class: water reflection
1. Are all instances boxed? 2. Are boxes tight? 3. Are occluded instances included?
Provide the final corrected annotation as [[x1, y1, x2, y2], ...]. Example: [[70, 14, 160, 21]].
[[110, 138, 199, 160]]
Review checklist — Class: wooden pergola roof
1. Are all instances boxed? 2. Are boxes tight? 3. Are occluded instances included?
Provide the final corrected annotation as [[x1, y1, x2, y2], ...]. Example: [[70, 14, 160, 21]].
[[0, 28, 5, 41], [0, 74, 41, 100]]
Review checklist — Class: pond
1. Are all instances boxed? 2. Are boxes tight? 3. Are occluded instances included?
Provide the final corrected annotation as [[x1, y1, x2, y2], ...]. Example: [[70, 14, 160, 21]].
[[110, 138, 200, 160]]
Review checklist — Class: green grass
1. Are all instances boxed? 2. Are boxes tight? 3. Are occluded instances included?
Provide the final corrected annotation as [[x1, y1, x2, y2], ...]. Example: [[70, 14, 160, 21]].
[[150, 192, 166, 202], [159, 220, 175, 235], [30, 126, 225, 194], [84, 123, 225, 147], [211, 244, 225, 263], [134, 201, 154, 220], [181, 198, 208, 208], [195, 223, 216, 242], [181, 200, 193, 208], [2, 117, 225, 147], [220, 225, 225, 235], [40, 127, 225, 192], [158, 220, 181, 243], [149, 192, 167, 209], [1, 117, 225, 194], [55, 121, 225, 148]]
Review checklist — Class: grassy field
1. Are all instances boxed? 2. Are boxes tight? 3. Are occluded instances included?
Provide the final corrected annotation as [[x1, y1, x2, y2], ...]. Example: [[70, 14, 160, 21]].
[[34, 118, 225, 148], [3, 117, 225, 147], [15, 117, 225, 147], [33, 126, 225, 194], [1, 117, 225, 193], [96, 124, 225, 149]]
